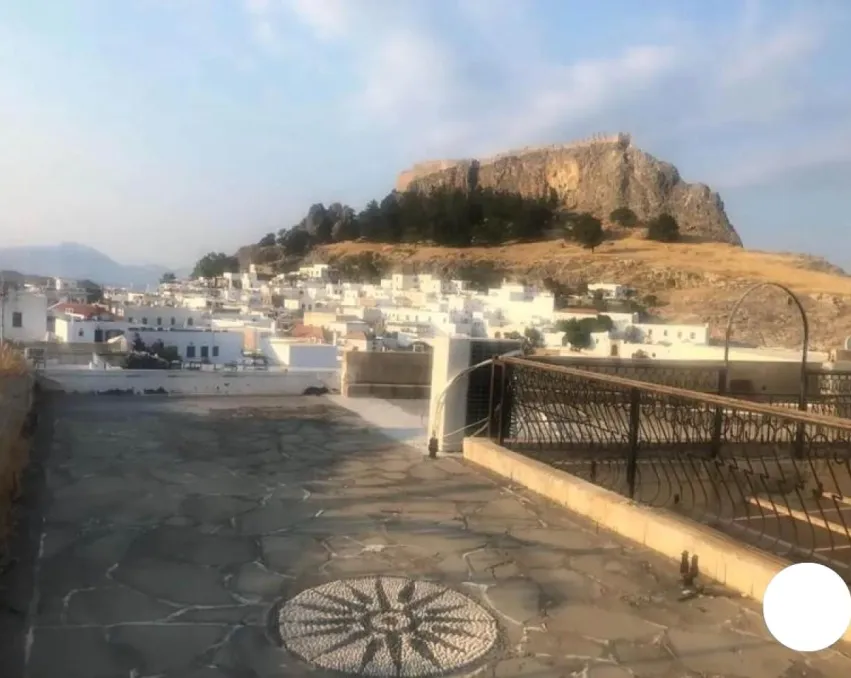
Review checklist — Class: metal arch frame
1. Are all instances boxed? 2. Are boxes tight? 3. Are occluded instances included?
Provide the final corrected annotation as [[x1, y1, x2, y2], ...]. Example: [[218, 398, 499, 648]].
[[722, 282, 810, 411]]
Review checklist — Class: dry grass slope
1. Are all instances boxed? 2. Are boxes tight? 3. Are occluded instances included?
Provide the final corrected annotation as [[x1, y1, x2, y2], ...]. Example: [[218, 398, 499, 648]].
[[0, 345, 33, 547], [316, 233, 851, 350]]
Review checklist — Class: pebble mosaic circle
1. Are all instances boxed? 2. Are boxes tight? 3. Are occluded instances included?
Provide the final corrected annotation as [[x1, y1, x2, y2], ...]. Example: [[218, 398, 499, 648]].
[[276, 576, 499, 677]]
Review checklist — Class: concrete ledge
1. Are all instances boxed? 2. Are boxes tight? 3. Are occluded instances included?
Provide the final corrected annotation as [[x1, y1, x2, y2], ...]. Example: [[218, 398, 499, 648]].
[[343, 383, 430, 399], [37, 369, 335, 396], [462, 437, 851, 646]]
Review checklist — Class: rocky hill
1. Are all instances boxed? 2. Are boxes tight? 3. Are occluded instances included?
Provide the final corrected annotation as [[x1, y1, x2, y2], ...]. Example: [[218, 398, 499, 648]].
[[231, 134, 849, 350], [397, 134, 743, 247], [308, 236, 851, 352]]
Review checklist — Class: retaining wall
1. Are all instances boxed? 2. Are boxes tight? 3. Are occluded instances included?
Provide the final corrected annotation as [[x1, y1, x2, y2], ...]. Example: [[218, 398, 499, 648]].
[[341, 350, 432, 399]]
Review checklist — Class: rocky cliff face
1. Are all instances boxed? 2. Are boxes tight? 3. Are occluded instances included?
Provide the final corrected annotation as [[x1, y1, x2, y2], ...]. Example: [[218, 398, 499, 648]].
[[397, 134, 743, 246]]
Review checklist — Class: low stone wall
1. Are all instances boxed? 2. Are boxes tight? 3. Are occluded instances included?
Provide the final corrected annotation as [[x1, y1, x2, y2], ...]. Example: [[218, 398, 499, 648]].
[[341, 350, 432, 399], [38, 368, 338, 396], [0, 375, 35, 542]]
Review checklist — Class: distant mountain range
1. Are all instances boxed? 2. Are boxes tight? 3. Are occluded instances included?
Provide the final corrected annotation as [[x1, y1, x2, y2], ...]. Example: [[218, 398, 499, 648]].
[[0, 242, 186, 288]]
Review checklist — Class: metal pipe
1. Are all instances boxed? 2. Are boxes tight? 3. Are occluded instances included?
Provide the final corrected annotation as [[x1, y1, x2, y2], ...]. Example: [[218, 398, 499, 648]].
[[723, 282, 810, 408], [724, 282, 810, 458]]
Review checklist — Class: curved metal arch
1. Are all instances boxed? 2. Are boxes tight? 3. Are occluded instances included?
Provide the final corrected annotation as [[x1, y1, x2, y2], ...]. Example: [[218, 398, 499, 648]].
[[723, 282, 810, 409]]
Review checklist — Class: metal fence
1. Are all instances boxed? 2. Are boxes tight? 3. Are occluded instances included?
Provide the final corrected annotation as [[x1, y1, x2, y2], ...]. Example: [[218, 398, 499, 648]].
[[485, 356, 851, 578]]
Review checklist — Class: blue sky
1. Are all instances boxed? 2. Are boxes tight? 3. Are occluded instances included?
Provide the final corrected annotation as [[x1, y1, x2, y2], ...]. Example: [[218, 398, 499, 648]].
[[1, 0, 850, 269]]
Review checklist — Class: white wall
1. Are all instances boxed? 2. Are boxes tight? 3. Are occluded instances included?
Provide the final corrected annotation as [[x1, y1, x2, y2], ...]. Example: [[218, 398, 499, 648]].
[[623, 343, 826, 363], [54, 317, 129, 343], [633, 323, 709, 346], [121, 305, 208, 328], [270, 342, 338, 369], [2, 291, 48, 342], [39, 368, 336, 396]]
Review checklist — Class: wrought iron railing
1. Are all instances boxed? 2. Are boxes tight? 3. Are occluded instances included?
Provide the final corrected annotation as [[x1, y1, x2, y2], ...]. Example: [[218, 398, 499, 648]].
[[485, 357, 851, 577]]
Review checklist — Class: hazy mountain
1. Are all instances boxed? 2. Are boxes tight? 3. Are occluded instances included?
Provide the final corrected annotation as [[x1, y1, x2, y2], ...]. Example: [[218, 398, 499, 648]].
[[0, 242, 181, 288]]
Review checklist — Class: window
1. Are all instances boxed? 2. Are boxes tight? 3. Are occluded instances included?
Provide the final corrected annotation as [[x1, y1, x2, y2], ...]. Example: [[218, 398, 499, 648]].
[[200, 346, 209, 359], [187, 318, 193, 326], [128, 317, 134, 323], [142, 317, 148, 325], [11, 311, 22, 328], [663, 330, 668, 336], [677, 331, 682, 339], [186, 345, 196, 358], [78, 329, 84, 337], [212, 346, 219, 357], [170, 317, 175, 326], [690, 332, 696, 340], [156, 317, 162, 326]]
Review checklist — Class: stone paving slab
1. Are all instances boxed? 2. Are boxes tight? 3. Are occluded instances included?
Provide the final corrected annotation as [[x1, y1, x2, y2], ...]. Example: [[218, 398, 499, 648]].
[[3, 395, 851, 678]]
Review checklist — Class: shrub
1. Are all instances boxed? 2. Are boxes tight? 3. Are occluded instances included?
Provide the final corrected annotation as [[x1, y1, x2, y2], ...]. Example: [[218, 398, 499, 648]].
[[0, 344, 27, 376], [560, 320, 591, 349], [647, 214, 680, 242], [122, 352, 170, 370], [609, 207, 638, 227]]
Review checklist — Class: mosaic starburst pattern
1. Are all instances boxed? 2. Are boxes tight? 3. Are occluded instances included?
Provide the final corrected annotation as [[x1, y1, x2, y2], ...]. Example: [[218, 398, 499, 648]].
[[276, 576, 499, 677]]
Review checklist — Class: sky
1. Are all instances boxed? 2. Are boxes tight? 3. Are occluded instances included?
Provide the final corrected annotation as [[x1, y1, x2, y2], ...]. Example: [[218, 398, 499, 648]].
[[1, 0, 850, 269]]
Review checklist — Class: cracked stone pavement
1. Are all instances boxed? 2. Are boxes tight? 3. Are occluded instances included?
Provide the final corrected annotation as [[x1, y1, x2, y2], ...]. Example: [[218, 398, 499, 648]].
[[1, 395, 849, 678]]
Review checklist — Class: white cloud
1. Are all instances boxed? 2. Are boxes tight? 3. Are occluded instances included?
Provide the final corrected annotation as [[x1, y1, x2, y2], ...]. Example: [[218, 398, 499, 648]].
[[287, 0, 350, 41], [246, 0, 844, 175], [253, 0, 836, 161]]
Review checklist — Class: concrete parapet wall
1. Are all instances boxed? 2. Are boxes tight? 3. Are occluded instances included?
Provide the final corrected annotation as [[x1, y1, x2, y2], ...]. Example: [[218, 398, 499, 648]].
[[462, 437, 851, 648], [341, 351, 432, 399], [38, 368, 336, 396]]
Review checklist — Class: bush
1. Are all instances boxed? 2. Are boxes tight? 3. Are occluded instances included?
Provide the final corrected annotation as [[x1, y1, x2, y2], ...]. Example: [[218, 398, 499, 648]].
[[0, 343, 27, 376], [609, 207, 638, 227], [559, 320, 591, 349], [647, 214, 680, 242], [122, 352, 170, 370]]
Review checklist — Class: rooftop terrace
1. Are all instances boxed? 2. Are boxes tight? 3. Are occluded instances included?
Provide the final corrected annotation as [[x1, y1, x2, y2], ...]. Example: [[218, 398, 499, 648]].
[[1, 394, 849, 677]]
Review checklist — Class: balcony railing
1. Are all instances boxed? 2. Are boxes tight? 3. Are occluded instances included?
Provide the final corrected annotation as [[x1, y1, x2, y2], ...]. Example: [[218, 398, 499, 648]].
[[484, 356, 851, 578]]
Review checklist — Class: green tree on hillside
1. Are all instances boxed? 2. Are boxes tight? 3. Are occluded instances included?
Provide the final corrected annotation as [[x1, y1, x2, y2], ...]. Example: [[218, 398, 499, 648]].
[[647, 214, 680, 242], [558, 319, 592, 348], [159, 272, 176, 284], [609, 207, 638, 227], [570, 213, 605, 251], [224, 186, 568, 264], [557, 315, 613, 349], [191, 252, 239, 279]]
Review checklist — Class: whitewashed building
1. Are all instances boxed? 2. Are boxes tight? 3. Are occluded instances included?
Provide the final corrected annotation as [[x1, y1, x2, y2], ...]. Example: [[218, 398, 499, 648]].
[[1, 290, 49, 342], [121, 328, 244, 364]]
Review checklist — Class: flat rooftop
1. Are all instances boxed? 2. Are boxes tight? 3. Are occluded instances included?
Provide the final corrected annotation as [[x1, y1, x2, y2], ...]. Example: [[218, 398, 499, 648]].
[[1, 395, 847, 677]]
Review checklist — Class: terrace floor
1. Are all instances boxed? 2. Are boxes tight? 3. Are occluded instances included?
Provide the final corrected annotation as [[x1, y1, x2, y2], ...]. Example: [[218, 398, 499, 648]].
[[1, 395, 849, 678]]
